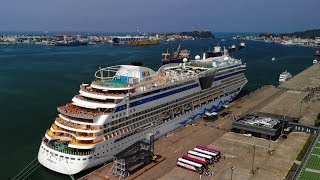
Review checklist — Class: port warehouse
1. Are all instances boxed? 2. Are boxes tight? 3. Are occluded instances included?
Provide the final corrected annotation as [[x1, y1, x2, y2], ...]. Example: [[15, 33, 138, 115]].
[[296, 132, 320, 180], [231, 114, 284, 140]]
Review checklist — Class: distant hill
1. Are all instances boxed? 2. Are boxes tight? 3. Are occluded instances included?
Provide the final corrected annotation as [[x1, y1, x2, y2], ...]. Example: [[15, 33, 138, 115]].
[[281, 29, 320, 39], [165, 31, 215, 39], [179, 31, 215, 39], [259, 29, 320, 39]]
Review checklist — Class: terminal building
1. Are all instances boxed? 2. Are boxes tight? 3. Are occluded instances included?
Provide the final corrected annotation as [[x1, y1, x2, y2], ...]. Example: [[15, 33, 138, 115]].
[[232, 114, 284, 140]]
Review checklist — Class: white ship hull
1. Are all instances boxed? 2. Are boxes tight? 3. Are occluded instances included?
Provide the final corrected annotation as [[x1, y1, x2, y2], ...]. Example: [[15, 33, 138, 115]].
[[38, 90, 241, 175]]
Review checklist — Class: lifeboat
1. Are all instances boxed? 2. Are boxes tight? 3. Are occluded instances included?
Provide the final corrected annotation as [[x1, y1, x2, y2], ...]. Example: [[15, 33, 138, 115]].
[[184, 103, 192, 110], [173, 107, 183, 114], [200, 98, 207, 104], [162, 111, 171, 118], [193, 100, 200, 106]]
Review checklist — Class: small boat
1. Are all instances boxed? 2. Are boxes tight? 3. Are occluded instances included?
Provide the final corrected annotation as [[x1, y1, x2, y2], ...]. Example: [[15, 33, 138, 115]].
[[238, 42, 246, 49], [166, 37, 175, 42], [204, 111, 218, 121], [271, 57, 276, 61], [315, 50, 320, 57], [227, 43, 246, 53], [279, 71, 292, 83], [313, 59, 318, 64]]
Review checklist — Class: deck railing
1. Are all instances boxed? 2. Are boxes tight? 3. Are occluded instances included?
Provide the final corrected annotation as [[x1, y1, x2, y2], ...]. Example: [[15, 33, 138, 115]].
[[44, 142, 93, 156], [56, 117, 102, 131]]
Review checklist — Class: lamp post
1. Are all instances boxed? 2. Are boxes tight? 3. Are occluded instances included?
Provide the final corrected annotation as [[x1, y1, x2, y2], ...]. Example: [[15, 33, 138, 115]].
[[299, 100, 303, 118], [231, 166, 234, 180], [268, 135, 273, 154], [281, 116, 285, 136], [251, 145, 256, 174], [268, 135, 271, 151]]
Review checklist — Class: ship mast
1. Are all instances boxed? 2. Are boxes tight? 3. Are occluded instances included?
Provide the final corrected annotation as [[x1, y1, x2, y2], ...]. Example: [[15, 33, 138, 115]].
[[162, 49, 170, 61]]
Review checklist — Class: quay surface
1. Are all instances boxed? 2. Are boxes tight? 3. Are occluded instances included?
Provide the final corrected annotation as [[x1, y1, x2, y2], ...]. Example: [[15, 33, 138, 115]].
[[80, 63, 320, 180]]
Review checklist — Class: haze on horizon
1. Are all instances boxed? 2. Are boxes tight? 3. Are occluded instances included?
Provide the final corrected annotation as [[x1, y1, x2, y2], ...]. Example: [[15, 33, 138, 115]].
[[1, 0, 319, 33]]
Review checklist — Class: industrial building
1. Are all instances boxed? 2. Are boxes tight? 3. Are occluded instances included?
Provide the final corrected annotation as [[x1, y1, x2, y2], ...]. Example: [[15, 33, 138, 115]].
[[232, 114, 284, 140]]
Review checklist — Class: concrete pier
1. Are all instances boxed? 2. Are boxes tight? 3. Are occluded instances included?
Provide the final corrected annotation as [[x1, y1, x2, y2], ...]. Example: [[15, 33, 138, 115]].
[[80, 63, 320, 180]]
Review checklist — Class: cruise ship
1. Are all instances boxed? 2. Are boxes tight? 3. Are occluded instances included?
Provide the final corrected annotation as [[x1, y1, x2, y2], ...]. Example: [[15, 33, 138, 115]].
[[38, 50, 247, 175]]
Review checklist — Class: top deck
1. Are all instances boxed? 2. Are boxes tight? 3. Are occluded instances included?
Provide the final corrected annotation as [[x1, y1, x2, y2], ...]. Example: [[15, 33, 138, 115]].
[[91, 55, 243, 90]]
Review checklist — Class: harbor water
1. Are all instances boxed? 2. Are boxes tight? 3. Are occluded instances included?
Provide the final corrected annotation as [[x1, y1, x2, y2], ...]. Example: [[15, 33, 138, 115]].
[[0, 36, 317, 180]]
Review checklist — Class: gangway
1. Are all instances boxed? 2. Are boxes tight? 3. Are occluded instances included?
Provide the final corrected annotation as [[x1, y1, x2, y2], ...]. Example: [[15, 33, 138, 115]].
[[113, 133, 154, 177]]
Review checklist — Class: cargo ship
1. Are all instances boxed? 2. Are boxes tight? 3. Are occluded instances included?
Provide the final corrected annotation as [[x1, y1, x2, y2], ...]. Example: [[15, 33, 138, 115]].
[[162, 45, 190, 64], [38, 49, 247, 175]]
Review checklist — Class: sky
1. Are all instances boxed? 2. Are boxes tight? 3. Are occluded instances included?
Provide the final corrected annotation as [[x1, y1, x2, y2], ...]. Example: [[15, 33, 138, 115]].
[[0, 0, 319, 33]]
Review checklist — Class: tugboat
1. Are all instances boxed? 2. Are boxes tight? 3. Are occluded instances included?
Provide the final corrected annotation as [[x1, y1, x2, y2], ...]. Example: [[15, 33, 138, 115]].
[[279, 71, 292, 83], [227, 42, 246, 53], [227, 44, 237, 53], [162, 45, 190, 65]]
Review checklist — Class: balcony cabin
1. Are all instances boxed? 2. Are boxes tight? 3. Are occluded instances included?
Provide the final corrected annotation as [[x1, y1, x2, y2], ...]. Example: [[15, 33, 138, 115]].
[[57, 103, 113, 119]]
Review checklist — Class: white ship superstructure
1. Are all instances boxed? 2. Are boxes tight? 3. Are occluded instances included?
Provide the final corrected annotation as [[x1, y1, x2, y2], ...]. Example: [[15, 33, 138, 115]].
[[38, 52, 247, 175]]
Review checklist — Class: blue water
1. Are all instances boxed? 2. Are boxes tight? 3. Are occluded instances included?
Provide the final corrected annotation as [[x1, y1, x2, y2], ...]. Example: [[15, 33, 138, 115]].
[[0, 37, 317, 180]]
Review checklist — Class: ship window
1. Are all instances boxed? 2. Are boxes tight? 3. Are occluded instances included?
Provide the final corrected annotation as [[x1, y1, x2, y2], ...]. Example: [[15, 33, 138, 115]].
[[65, 157, 69, 159], [77, 158, 80, 160], [83, 158, 87, 160]]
